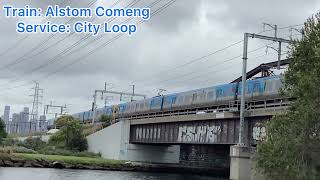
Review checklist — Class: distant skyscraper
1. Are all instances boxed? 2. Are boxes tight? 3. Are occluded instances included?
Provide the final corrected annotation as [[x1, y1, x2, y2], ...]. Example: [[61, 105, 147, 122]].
[[22, 107, 29, 134], [3, 106, 10, 133], [11, 113, 19, 134], [39, 115, 47, 132]]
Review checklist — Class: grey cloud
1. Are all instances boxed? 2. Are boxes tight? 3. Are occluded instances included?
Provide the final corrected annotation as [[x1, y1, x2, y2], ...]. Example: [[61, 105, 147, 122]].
[[207, 0, 317, 33], [0, 0, 318, 115]]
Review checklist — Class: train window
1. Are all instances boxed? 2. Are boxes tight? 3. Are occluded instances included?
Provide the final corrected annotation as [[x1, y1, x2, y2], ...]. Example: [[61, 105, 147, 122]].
[[207, 91, 214, 100], [185, 94, 192, 103], [192, 93, 197, 102], [253, 82, 261, 93], [172, 96, 176, 104], [177, 96, 184, 104], [226, 86, 233, 96], [216, 88, 224, 98], [199, 91, 205, 101], [265, 81, 273, 92], [151, 99, 160, 107]]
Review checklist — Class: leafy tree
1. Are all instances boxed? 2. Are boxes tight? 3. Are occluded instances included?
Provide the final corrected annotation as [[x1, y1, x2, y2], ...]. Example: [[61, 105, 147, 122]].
[[50, 116, 88, 151], [256, 12, 320, 180], [0, 118, 7, 144]]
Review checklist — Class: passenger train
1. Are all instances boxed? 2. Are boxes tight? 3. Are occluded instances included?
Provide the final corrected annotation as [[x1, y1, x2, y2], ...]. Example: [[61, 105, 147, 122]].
[[51, 75, 283, 124]]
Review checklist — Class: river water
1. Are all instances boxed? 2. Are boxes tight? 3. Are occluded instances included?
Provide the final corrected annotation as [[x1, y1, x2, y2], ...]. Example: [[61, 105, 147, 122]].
[[0, 168, 227, 180]]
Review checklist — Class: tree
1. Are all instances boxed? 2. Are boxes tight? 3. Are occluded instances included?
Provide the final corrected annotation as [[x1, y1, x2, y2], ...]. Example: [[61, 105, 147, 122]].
[[0, 118, 7, 144], [256, 12, 320, 180], [51, 116, 88, 151]]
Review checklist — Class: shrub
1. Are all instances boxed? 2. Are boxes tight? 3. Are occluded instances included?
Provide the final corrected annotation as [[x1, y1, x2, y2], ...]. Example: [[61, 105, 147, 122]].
[[14, 146, 37, 154], [1, 138, 19, 147], [0, 119, 7, 144], [21, 137, 46, 151], [0, 146, 37, 154], [38, 146, 100, 158]]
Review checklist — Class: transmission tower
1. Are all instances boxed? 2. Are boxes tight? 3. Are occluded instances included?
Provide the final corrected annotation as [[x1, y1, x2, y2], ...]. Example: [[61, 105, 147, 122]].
[[30, 81, 43, 132]]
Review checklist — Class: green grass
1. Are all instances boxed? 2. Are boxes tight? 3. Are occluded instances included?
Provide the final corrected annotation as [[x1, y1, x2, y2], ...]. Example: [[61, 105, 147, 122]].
[[14, 153, 125, 166]]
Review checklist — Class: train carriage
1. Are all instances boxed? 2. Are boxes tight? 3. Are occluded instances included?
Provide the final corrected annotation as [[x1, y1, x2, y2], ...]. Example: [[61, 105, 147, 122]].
[[162, 94, 177, 110], [150, 96, 163, 112], [63, 75, 284, 125], [135, 99, 151, 113]]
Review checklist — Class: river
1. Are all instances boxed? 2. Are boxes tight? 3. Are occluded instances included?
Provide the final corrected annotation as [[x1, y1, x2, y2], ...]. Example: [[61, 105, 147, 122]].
[[0, 168, 227, 180]]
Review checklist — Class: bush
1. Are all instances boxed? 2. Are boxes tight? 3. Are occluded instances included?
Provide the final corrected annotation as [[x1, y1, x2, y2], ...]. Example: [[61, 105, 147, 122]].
[[0, 119, 7, 144], [14, 146, 37, 154], [0, 146, 37, 154], [38, 146, 100, 158], [1, 138, 19, 147], [21, 137, 46, 151]]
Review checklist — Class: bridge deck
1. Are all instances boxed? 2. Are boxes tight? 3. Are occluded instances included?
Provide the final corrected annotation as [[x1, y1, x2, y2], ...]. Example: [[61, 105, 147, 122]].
[[123, 98, 290, 125], [127, 98, 290, 145]]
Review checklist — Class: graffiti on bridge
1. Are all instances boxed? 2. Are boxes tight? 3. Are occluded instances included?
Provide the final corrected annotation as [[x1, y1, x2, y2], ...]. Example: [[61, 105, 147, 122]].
[[252, 122, 266, 141], [177, 124, 221, 143]]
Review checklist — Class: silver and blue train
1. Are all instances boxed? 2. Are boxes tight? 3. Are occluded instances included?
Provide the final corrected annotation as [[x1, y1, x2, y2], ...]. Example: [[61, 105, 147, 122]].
[[61, 75, 283, 123]]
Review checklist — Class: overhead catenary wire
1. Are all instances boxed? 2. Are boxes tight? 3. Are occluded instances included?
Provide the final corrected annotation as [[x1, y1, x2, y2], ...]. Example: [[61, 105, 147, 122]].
[[0, 23, 302, 96], [129, 23, 305, 86], [38, 0, 175, 79], [0, 10, 303, 98], [0, 0, 176, 93], [0, 0, 140, 87], [27, 0, 123, 59], [0, 7, 302, 90], [0, 0, 102, 72], [131, 33, 300, 95], [0, 0, 70, 58]]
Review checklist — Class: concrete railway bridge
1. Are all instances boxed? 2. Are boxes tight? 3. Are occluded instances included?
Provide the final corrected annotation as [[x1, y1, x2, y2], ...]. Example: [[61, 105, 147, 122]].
[[87, 97, 290, 175], [86, 60, 292, 179]]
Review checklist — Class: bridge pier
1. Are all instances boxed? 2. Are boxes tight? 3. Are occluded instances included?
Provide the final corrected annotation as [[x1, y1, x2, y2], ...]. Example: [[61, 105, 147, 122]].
[[229, 145, 265, 180]]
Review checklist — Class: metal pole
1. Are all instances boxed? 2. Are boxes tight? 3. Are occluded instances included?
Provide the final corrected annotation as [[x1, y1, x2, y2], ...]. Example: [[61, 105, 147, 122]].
[[239, 33, 249, 146], [131, 85, 135, 102], [92, 91, 97, 124], [277, 41, 282, 70]]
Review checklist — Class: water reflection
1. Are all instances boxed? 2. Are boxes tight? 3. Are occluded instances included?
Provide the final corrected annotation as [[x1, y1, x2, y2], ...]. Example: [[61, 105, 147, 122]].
[[0, 168, 227, 180]]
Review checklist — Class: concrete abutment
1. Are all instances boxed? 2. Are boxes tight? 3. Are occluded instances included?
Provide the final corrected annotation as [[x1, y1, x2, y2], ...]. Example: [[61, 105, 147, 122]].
[[87, 120, 265, 178]]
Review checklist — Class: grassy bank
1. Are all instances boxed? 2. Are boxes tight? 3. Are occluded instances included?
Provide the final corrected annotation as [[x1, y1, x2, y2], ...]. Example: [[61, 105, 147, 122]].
[[13, 153, 124, 167]]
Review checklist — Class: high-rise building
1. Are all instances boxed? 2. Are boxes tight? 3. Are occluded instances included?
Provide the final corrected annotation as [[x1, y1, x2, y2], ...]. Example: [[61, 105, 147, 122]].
[[11, 113, 19, 134], [21, 107, 29, 134], [39, 115, 47, 132], [3, 106, 10, 132]]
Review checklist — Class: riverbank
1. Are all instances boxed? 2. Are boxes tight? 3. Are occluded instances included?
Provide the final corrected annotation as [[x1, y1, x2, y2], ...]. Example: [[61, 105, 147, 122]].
[[0, 153, 228, 177]]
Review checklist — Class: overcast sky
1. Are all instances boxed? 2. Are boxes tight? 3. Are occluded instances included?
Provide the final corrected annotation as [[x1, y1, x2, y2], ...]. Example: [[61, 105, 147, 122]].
[[0, 0, 318, 119]]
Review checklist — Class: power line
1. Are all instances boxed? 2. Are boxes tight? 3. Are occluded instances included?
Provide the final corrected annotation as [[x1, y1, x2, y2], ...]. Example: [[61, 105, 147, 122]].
[[140, 42, 275, 87], [0, 0, 138, 87], [0, 0, 70, 58], [129, 23, 304, 86], [0, 0, 175, 95], [38, 0, 175, 79], [0, 0, 96, 72], [129, 34, 298, 95], [0, 19, 303, 96]]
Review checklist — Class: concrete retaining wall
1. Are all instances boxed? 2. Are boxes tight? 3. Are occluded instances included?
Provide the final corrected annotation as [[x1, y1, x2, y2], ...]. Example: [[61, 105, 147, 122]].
[[87, 120, 180, 164], [87, 122, 122, 160]]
